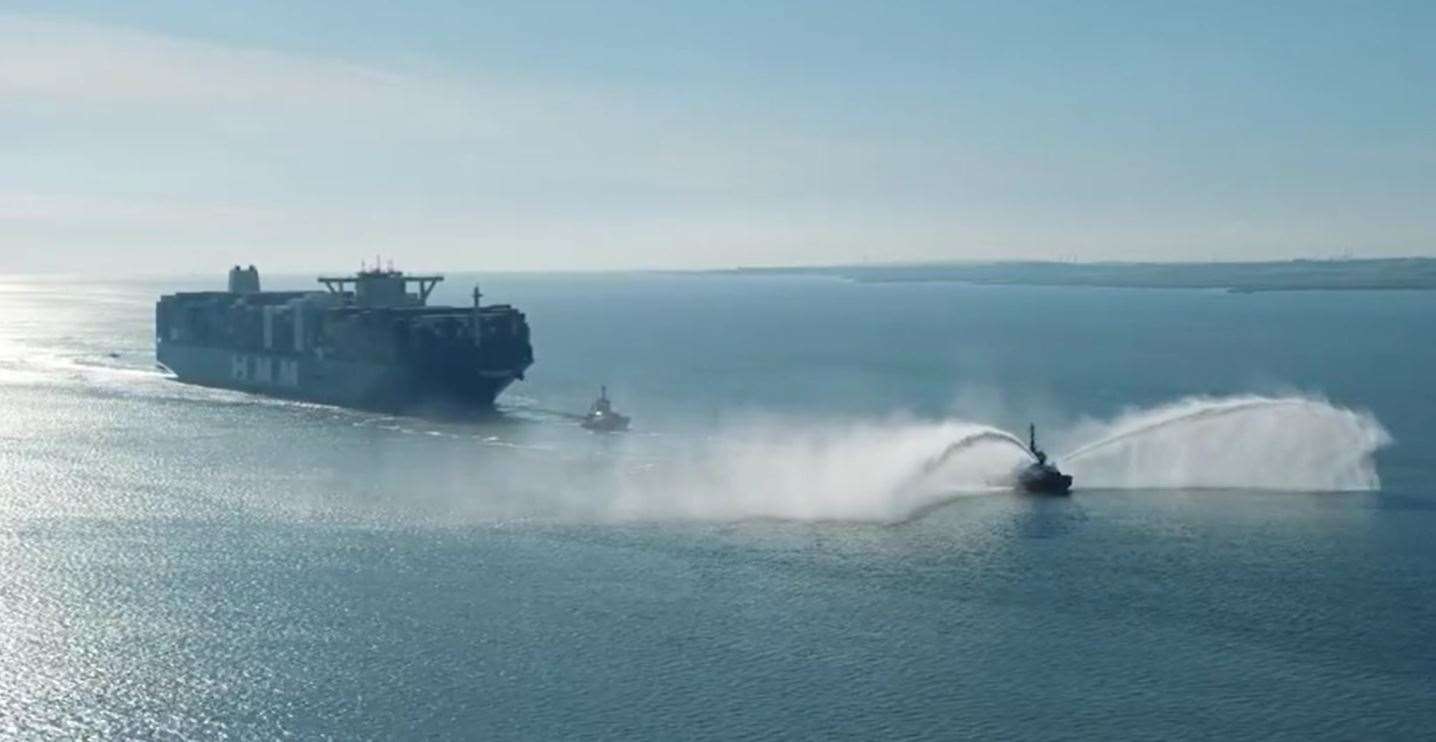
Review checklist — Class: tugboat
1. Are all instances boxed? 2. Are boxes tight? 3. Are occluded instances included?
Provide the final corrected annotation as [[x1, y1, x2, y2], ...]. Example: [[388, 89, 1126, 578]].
[[1016, 424, 1073, 495], [580, 386, 630, 432]]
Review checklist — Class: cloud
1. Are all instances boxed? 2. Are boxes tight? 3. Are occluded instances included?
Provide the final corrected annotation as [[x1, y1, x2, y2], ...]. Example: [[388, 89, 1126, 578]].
[[0, 15, 414, 107], [0, 14, 698, 155], [3, 13, 1430, 272], [0, 16, 952, 220], [0, 14, 963, 188]]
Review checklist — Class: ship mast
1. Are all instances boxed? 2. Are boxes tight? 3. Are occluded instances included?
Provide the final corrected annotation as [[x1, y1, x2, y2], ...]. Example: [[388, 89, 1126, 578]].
[[472, 284, 484, 348]]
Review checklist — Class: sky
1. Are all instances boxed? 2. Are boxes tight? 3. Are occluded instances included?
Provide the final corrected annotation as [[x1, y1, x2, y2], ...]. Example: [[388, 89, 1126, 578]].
[[1, 1, 1433, 273]]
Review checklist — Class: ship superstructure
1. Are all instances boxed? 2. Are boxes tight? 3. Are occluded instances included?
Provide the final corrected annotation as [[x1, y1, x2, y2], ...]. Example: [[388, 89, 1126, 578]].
[[1016, 424, 1073, 495], [156, 265, 533, 411]]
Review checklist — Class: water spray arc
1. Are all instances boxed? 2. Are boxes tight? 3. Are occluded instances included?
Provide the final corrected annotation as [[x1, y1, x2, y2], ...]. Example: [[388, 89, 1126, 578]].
[[887, 428, 1036, 501], [1058, 396, 1389, 491], [604, 395, 1388, 523], [919, 430, 1034, 476], [1061, 397, 1310, 463]]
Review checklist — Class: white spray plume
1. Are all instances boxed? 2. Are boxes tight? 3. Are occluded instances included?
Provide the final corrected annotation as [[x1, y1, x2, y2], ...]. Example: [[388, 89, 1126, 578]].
[[603, 416, 1030, 524], [1060, 395, 1390, 491], [593, 395, 1389, 523]]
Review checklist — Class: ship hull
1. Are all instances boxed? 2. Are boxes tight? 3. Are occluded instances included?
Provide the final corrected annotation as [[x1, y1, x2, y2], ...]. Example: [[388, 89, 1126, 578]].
[[1016, 464, 1074, 495], [158, 344, 516, 413]]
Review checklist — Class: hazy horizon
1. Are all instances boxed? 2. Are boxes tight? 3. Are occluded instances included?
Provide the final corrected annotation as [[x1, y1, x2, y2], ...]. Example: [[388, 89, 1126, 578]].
[[4, 2, 1434, 274]]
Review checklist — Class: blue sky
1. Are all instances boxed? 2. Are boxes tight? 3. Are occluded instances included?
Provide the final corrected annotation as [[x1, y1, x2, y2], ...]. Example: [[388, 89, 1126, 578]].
[[2, 1, 1432, 272]]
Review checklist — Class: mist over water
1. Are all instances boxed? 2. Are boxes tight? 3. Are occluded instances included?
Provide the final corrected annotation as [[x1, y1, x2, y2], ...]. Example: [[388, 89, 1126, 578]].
[[590, 395, 1389, 524], [1062, 396, 1391, 491], [0, 339, 1391, 524], [604, 418, 1032, 523], [0, 327, 1392, 525]]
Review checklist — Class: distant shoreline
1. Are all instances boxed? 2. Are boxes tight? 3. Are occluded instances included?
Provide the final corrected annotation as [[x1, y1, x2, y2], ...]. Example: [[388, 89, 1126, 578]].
[[714, 258, 1436, 293]]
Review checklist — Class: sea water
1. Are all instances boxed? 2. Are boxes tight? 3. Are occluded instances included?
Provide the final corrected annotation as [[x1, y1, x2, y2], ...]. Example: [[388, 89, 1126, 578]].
[[0, 273, 1432, 738]]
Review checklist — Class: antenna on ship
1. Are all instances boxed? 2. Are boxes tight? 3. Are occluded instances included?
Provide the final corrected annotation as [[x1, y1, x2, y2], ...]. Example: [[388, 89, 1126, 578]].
[[1028, 423, 1047, 465], [471, 284, 484, 349]]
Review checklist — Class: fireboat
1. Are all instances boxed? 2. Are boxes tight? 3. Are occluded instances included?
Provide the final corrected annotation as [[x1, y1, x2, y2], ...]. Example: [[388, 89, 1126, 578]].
[[1016, 424, 1073, 495]]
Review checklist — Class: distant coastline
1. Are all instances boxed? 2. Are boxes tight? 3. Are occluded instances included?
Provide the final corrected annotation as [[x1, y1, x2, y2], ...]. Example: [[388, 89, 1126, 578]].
[[716, 258, 1436, 292]]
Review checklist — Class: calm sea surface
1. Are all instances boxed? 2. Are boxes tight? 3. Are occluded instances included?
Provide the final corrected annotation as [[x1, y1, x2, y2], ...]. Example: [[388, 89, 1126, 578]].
[[1, 273, 1433, 739]]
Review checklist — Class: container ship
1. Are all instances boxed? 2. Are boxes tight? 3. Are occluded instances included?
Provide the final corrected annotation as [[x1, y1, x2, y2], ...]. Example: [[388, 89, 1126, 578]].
[[156, 265, 533, 412]]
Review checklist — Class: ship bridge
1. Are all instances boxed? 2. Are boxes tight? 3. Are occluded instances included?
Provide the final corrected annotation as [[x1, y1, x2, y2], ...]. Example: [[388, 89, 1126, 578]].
[[318, 268, 443, 307]]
